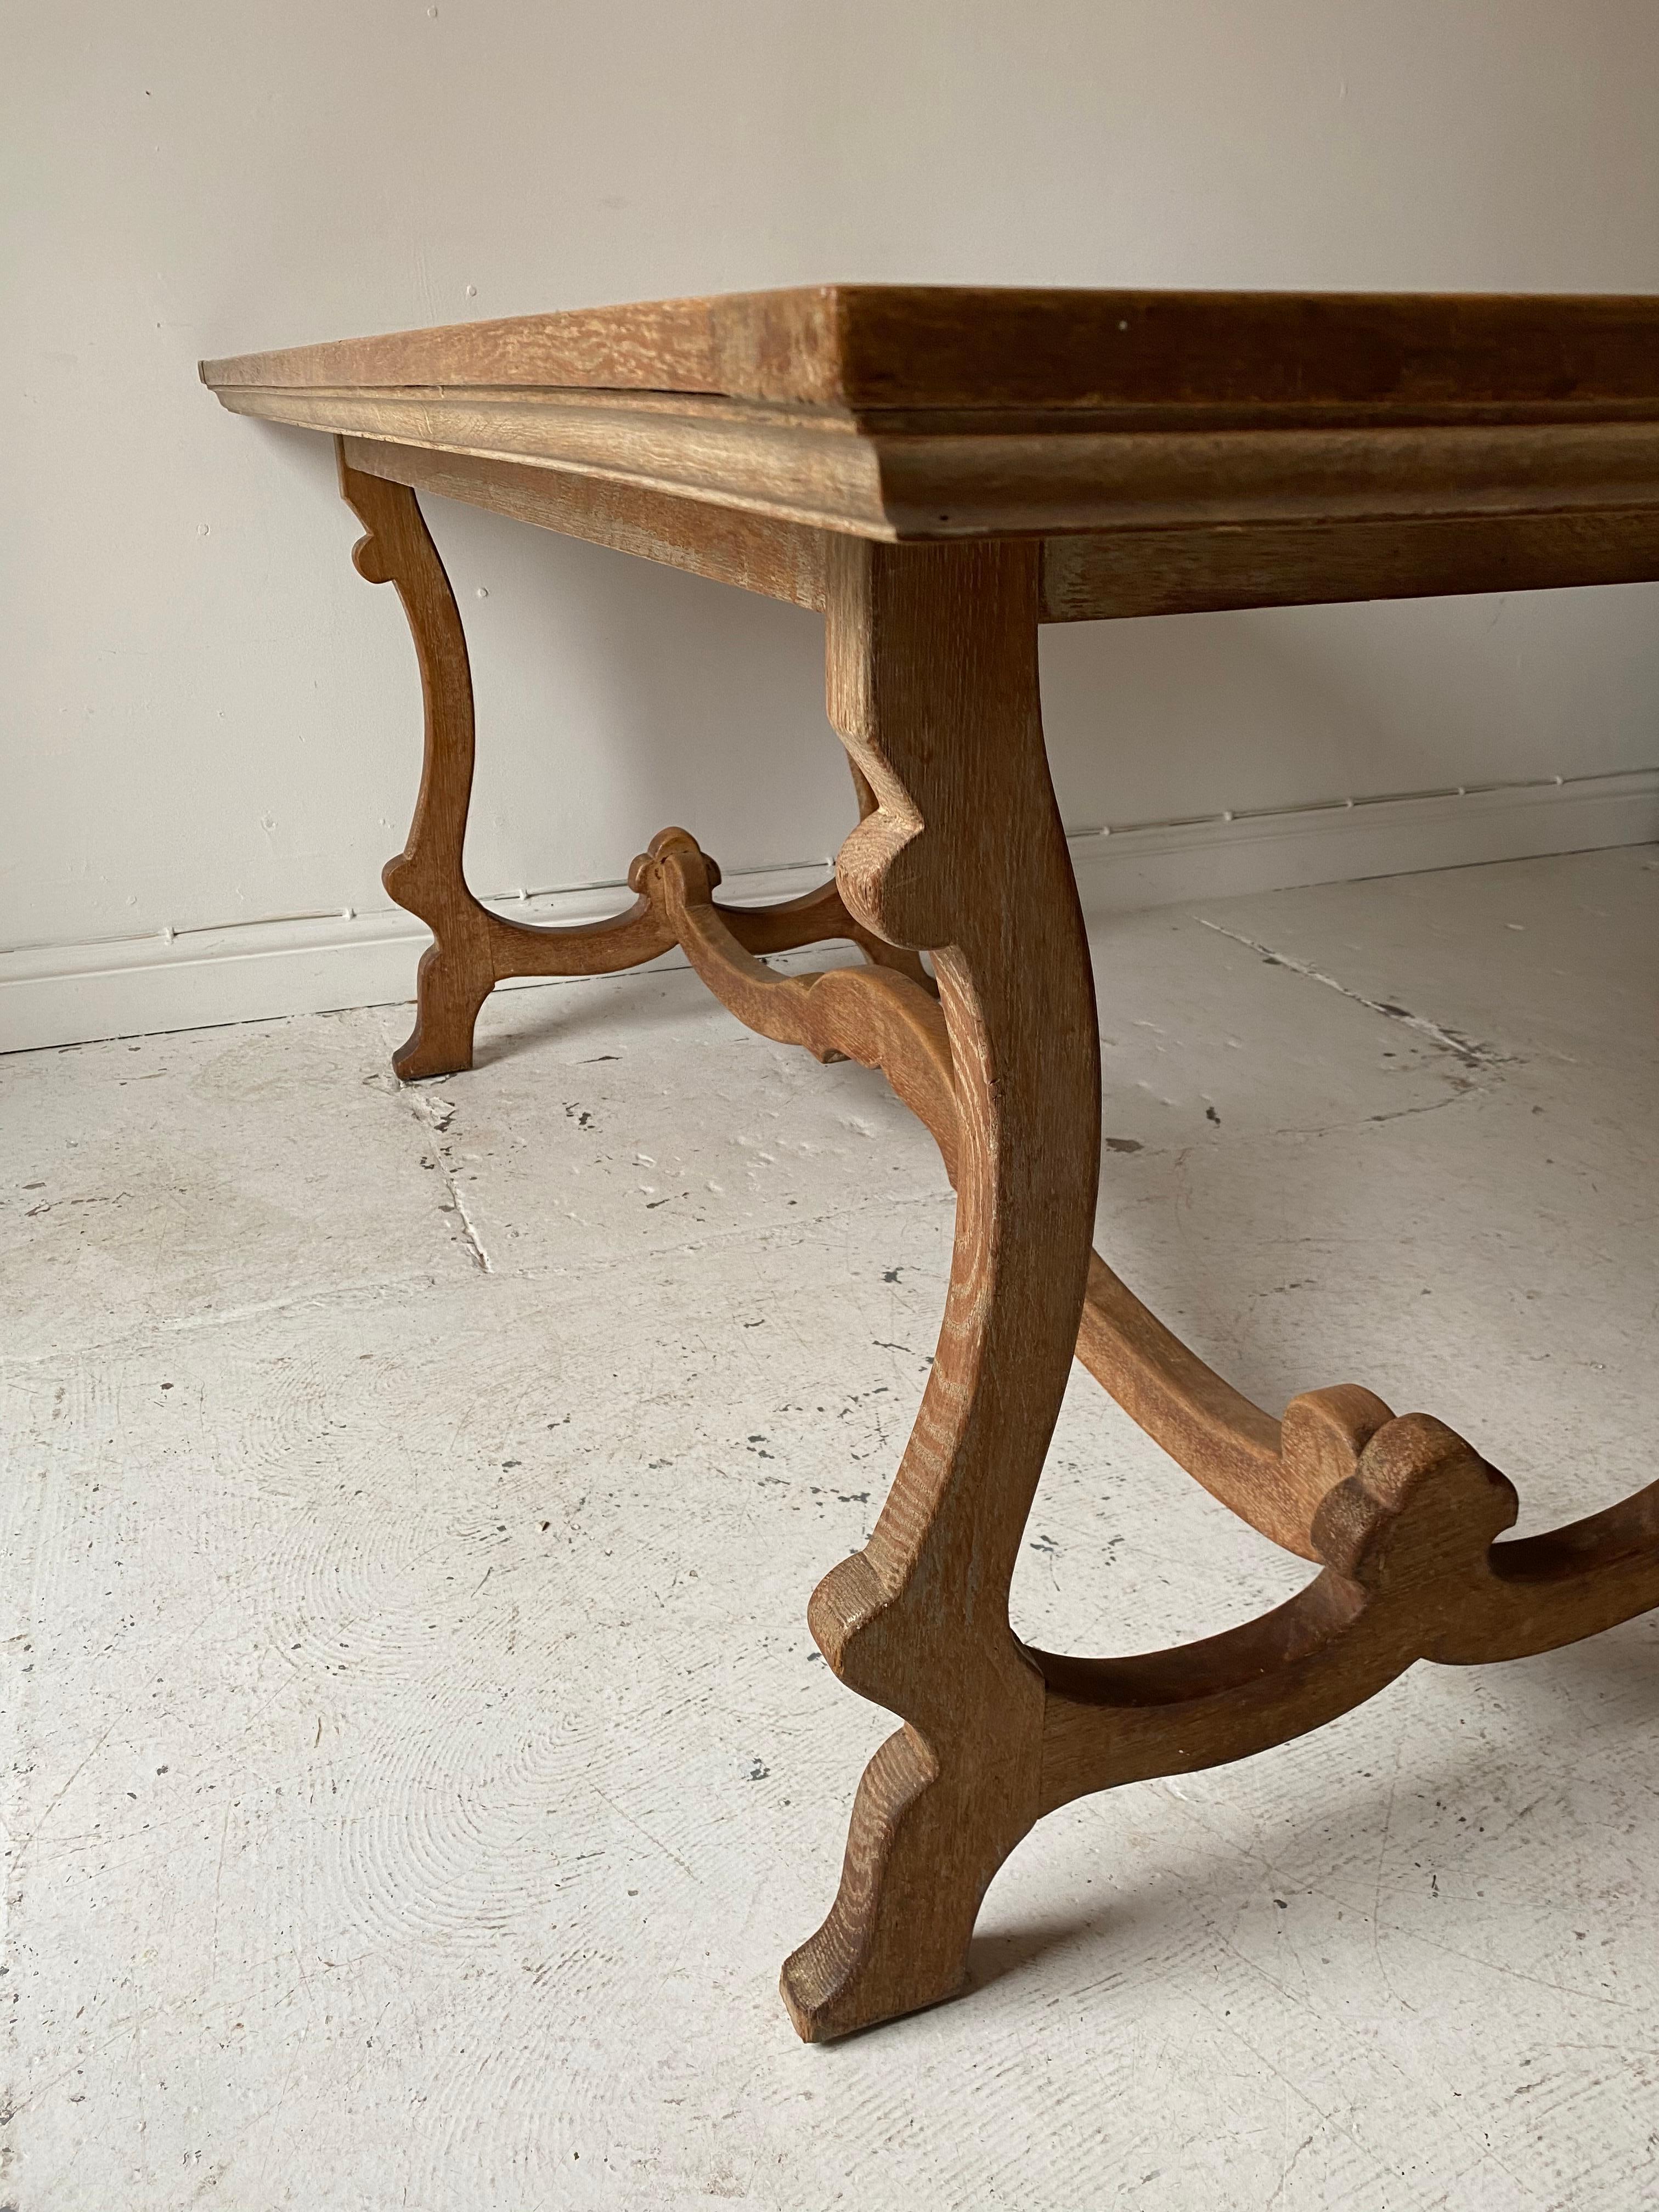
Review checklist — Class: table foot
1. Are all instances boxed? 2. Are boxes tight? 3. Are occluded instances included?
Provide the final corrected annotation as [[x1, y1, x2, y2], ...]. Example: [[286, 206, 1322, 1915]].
[[778, 1720, 1029, 2042]]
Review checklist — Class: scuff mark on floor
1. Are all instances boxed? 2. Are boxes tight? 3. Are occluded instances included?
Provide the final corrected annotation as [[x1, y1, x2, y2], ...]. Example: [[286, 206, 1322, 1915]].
[[404, 1089, 491, 1272], [1198, 921, 1505, 1068]]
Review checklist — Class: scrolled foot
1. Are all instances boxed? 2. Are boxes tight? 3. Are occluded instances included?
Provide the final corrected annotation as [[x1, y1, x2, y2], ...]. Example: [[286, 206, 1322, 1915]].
[[390, 939, 496, 1081], [780, 1716, 1040, 2042]]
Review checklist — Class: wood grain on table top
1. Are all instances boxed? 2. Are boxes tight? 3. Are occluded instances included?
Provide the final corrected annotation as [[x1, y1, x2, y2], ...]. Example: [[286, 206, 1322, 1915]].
[[200, 284, 1659, 417]]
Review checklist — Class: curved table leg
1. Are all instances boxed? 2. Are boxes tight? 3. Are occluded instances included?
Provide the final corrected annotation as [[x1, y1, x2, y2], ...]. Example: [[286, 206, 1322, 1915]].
[[775, 537, 1102, 2041], [340, 447, 680, 1078], [338, 448, 498, 1078], [337, 443, 935, 1079]]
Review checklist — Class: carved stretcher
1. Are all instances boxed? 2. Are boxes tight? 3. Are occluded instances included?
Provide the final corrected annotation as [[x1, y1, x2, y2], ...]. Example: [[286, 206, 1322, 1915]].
[[202, 286, 1659, 2039]]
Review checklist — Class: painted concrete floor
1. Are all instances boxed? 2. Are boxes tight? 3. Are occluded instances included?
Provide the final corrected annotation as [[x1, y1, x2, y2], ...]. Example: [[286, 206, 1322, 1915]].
[[5, 845, 1657, 2211]]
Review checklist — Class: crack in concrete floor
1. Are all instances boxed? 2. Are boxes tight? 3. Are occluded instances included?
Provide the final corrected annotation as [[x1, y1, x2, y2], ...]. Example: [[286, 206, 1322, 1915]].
[[405, 1087, 493, 1274], [1198, 918, 1506, 1068]]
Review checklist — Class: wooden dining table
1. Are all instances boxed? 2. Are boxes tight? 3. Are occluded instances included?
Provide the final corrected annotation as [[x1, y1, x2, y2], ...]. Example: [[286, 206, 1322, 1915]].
[[202, 285, 1659, 2041]]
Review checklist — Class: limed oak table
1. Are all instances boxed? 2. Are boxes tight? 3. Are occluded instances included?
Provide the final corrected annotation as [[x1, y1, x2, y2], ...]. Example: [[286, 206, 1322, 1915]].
[[202, 287, 1659, 2041]]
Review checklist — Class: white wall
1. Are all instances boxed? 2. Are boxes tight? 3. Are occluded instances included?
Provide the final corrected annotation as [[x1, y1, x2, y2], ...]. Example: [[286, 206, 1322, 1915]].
[[7, 1, 1659, 1047]]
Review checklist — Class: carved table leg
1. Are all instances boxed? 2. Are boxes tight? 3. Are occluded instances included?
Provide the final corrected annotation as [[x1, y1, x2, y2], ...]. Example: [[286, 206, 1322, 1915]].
[[337, 442, 938, 1080], [624, 561, 1658, 2043], [771, 537, 1102, 2040], [340, 448, 503, 1079]]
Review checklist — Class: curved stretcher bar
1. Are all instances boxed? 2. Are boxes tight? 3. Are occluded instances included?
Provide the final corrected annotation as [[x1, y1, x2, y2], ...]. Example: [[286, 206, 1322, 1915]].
[[636, 831, 1659, 1677]]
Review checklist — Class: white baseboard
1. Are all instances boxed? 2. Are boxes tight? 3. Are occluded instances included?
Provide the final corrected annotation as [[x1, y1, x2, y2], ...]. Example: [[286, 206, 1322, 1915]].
[[1069, 766, 1659, 911], [5, 770, 1655, 1055]]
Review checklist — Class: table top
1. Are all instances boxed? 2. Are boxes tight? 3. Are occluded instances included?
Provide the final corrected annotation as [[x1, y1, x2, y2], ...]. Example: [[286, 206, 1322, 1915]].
[[204, 284, 1659, 415], [201, 285, 1659, 559]]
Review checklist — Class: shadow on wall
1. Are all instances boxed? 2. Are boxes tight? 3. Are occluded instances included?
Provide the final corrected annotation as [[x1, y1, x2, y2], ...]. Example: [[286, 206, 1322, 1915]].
[[1039, 609, 1403, 830], [1042, 577, 1659, 831], [386, 465, 854, 898]]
